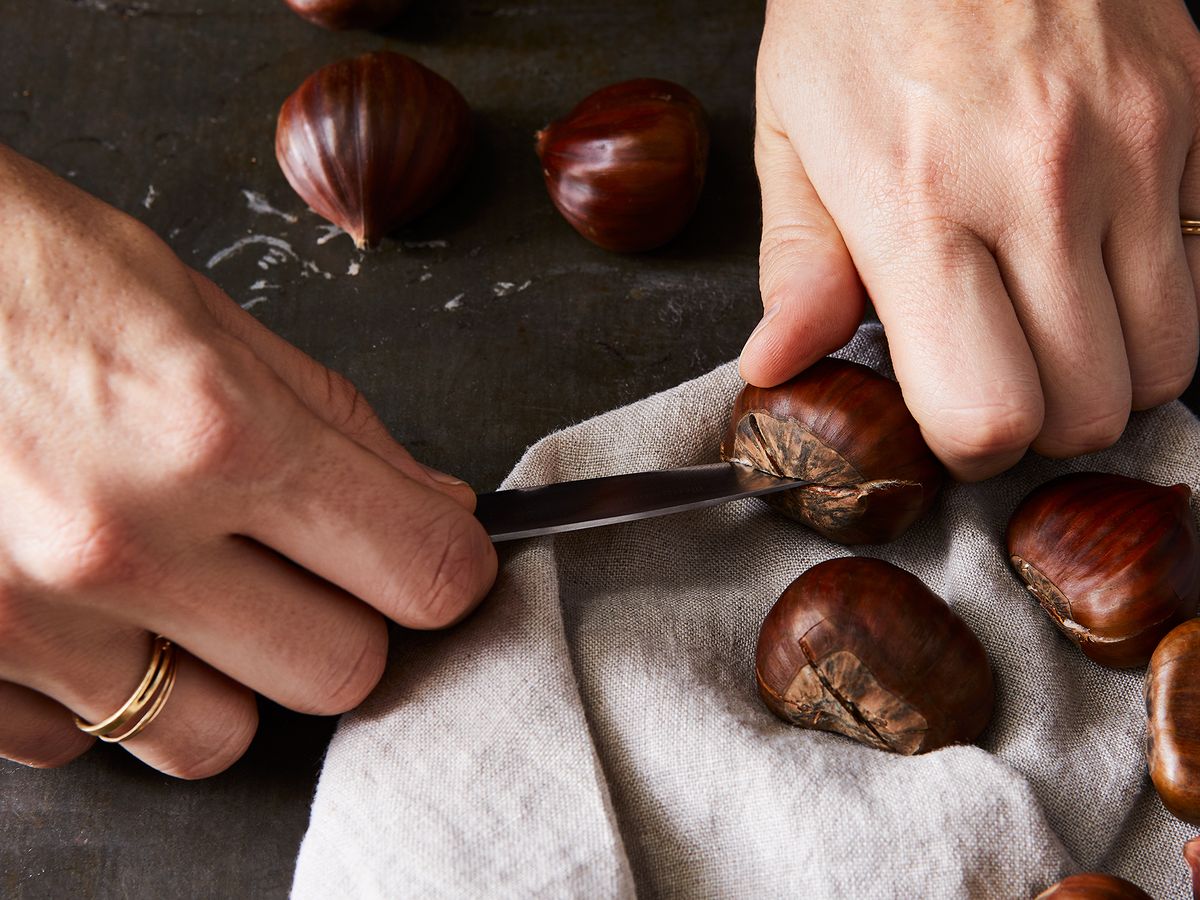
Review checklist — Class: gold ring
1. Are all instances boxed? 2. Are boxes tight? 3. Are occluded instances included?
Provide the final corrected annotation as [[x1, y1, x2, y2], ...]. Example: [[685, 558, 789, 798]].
[[74, 636, 178, 743], [1183, 218, 1200, 236]]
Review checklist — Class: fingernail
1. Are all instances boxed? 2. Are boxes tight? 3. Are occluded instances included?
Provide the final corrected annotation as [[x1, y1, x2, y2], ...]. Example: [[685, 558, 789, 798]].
[[419, 464, 468, 488], [742, 303, 781, 352]]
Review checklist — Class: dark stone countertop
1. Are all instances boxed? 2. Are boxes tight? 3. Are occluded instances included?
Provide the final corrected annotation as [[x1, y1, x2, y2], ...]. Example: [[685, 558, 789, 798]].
[[0, 2, 1196, 897]]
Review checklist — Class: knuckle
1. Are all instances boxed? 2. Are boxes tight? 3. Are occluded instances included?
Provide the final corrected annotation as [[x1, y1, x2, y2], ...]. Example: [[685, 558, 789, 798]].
[[158, 693, 257, 781], [1037, 406, 1130, 457], [39, 509, 144, 592], [320, 368, 380, 441], [929, 398, 1044, 467], [1132, 364, 1196, 410], [1119, 74, 1179, 159], [300, 617, 388, 716], [398, 509, 496, 630]]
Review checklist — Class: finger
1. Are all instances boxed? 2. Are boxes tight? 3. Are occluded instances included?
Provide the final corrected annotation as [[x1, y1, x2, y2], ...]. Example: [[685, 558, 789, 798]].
[[4, 614, 258, 780], [859, 225, 1044, 480], [0, 681, 92, 768], [1180, 141, 1200, 341], [187, 270, 476, 512], [741, 98, 865, 387], [120, 535, 387, 716], [1104, 206, 1198, 410], [245, 420, 497, 630], [994, 229, 1132, 458]]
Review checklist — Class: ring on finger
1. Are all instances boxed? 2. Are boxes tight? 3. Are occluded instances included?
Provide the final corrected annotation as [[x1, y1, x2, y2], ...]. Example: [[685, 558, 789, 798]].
[[74, 635, 178, 743], [1181, 218, 1200, 236]]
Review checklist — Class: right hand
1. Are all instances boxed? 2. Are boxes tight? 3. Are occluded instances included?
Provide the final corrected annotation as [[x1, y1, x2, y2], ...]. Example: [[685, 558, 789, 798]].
[[0, 146, 497, 777]]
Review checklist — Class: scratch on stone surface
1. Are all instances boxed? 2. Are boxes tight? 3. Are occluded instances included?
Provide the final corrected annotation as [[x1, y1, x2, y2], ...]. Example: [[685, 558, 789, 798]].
[[243, 190, 299, 224], [67, 0, 150, 16], [493, 279, 531, 298], [347, 260, 360, 276], [241, 297, 268, 310], [142, 184, 158, 209], [249, 280, 278, 291], [316, 224, 345, 245], [444, 293, 464, 311]]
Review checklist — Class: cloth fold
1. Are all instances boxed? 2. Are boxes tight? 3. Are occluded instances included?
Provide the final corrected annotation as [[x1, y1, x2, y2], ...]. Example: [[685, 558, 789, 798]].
[[293, 325, 1200, 899]]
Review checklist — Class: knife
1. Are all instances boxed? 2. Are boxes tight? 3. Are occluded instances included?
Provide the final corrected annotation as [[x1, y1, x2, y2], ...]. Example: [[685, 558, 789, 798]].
[[474, 461, 810, 542]]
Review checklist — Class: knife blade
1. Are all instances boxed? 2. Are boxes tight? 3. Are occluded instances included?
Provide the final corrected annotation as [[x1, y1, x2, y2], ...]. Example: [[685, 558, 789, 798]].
[[474, 461, 810, 542]]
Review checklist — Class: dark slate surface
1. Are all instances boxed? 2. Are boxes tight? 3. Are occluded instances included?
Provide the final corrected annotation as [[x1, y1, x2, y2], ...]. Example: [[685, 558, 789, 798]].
[[1, 2, 1197, 898]]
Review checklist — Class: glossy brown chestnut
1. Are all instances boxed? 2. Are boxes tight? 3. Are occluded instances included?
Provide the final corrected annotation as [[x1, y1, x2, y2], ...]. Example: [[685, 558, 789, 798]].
[[535, 78, 708, 252], [1146, 619, 1200, 825], [1007, 472, 1200, 668], [275, 51, 471, 250], [720, 358, 945, 544], [755, 557, 994, 754], [1034, 873, 1153, 899], [1186, 835, 1200, 899], [283, 0, 410, 30]]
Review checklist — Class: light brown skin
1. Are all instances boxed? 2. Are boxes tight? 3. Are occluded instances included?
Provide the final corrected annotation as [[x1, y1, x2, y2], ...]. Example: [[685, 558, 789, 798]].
[[0, 145, 496, 778], [1007, 472, 1200, 668], [743, 0, 1200, 483], [1146, 619, 1200, 825], [721, 358, 944, 544], [755, 557, 994, 754]]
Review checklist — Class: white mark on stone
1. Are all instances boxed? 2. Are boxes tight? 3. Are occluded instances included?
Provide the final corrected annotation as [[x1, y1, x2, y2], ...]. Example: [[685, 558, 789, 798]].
[[316, 223, 345, 245], [243, 190, 298, 224], [402, 239, 449, 249], [207, 235, 298, 270], [347, 260, 361, 276], [241, 297, 268, 310], [419, 271, 433, 282], [249, 280, 278, 291], [493, 279, 532, 298], [142, 184, 158, 209], [444, 293, 464, 311]]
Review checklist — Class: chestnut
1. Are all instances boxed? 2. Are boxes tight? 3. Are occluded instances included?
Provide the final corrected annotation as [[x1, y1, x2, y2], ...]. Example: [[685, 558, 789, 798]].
[[535, 78, 708, 252], [755, 558, 994, 754], [283, 0, 410, 30], [1146, 619, 1200, 825], [1007, 472, 1200, 668], [1034, 874, 1152, 899], [275, 51, 472, 250], [1186, 834, 1200, 899], [720, 358, 945, 544]]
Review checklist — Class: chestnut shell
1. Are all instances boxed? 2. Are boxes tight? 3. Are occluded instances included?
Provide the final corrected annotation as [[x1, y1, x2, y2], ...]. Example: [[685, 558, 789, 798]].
[[1034, 874, 1153, 899], [720, 358, 945, 544], [275, 51, 472, 249], [1186, 835, 1200, 899], [535, 78, 709, 252], [283, 0, 410, 30], [1007, 472, 1200, 668], [1146, 619, 1200, 825], [755, 557, 994, 754]]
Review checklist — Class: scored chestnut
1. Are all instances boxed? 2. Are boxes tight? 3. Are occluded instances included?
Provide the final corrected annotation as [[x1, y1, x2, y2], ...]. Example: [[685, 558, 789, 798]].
[[720, 358, 945, 544], [1007, 472, 1200, 668], [275, 51, 472, 250], [535, 78, 708, 252], [1146, 619, 1200, 826], [755, 558, 994, 755], [1034, 873, 1153, 899], [283, 0, 410, 30]]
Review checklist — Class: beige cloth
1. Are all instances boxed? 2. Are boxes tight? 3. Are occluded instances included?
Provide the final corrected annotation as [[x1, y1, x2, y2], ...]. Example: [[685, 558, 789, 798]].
[[292, 325, 1200, 898]]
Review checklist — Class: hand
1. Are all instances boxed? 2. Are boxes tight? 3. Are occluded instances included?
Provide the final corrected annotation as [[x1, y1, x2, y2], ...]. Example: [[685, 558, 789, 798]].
[[0, 147, 497, 777], [741, 0, 1200, 480]]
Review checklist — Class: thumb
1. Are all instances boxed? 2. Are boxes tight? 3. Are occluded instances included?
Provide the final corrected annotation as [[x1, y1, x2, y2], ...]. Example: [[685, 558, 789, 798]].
[[740, 116, 864, 387]]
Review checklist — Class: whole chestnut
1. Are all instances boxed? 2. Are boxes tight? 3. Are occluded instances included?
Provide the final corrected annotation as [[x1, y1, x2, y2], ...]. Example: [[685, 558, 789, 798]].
[[275, 51, 472, 250], [1146, 619, 1200, 825], [283, 0, 410, 30], [720, 358, 945, 544], [755, 557, 994, 754], [1034, 873, 1152, 899], [535, 78, 708, 252], [1007, 472, 1200, 668]]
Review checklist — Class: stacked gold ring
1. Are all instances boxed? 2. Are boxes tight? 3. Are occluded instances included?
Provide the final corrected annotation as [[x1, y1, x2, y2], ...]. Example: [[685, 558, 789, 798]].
[[1183, 218, 1200, 236], [74, 636, 177, 743]]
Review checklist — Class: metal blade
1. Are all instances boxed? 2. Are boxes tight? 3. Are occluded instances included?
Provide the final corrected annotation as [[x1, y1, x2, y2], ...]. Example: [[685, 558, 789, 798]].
[[475, 462, 809, 542]]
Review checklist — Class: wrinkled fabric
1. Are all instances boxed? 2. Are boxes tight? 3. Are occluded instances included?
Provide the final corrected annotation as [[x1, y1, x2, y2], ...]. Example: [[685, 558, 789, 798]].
[[293, 325, 1200, 899]]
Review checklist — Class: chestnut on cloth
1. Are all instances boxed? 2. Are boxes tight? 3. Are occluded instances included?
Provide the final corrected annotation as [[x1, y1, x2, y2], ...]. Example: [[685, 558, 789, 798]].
[[292, 324, 1199, 898]]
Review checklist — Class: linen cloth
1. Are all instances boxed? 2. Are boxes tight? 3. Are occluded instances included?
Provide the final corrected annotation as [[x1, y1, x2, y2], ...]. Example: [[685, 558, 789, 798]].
[[292, 324, 1200, 899]]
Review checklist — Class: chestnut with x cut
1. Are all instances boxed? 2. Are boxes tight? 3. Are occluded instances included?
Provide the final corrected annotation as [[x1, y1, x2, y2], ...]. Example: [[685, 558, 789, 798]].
[[721, 358, 945, 544], [755, 558, 994, 754]]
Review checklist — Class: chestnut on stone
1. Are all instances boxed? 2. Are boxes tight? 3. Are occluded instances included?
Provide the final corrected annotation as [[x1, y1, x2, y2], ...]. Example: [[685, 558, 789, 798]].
[[721, 358, 945, 544], [275, 51, 472, 249], [1146, 619, 1200, 826], [1034, 874, 1153, 899], [755, 558, 993, 754], [282, 0, 410, 29], [1007, 472, 1200, 668]]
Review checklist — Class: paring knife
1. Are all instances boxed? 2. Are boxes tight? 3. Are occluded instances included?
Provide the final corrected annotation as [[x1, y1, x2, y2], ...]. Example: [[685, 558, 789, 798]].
[[475, 461, 810, 542]]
